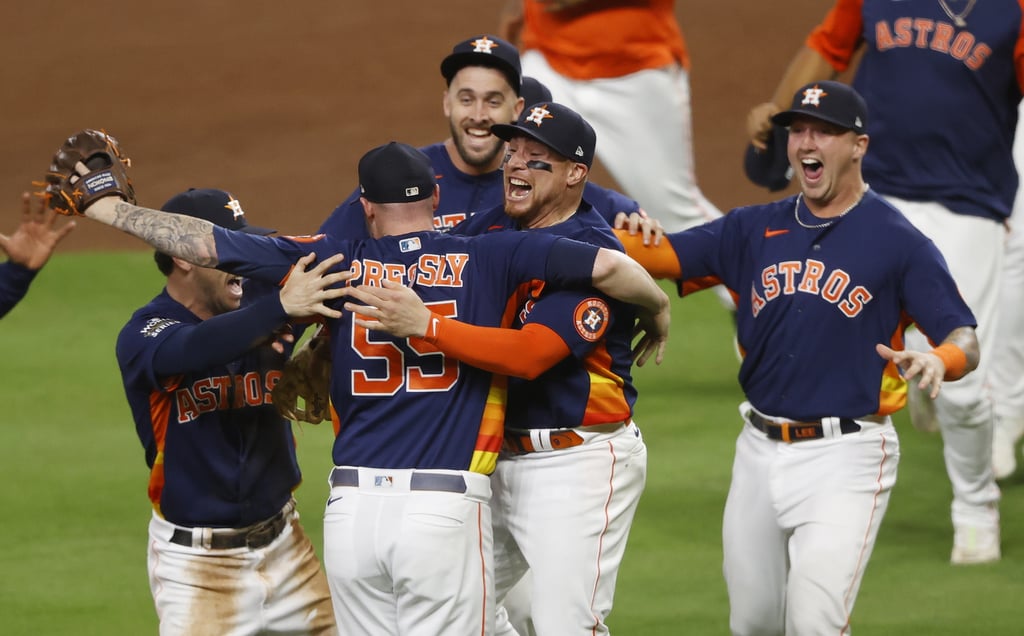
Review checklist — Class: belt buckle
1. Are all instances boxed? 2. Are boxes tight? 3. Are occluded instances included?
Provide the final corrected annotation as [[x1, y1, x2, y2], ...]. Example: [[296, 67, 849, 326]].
[[245, 518, 280, 549]]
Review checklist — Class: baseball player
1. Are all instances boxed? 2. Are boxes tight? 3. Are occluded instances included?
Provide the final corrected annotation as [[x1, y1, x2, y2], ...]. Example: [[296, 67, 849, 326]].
[[991, 99, 1024, 479], [0, 192, 75, 318], [48, 138, 669, 636], [622, 81, 979, 635], [318, 34, 641, 241], [356, 104, 649, 636], [114, 188, 343, 635], [746, 0, 1024, 565], [497, 0, 722, 233]]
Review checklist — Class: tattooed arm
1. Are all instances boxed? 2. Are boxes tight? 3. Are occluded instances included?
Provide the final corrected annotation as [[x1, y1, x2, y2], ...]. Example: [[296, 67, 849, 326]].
[[86, 198, 220, 266]]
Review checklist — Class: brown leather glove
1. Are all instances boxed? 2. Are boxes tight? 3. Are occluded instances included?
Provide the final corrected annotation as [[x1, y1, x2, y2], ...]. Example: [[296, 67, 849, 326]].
[[42, 129, 135, 215]]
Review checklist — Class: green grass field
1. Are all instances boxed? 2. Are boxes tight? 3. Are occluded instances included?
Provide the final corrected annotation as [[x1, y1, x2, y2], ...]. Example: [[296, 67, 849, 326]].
[[2, 251, 1022, 635]]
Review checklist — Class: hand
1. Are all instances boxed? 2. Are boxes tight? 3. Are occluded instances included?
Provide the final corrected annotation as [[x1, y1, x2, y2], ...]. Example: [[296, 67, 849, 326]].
[[278, 252, 352, 320], [498, 0, 525, 42], [875, 343, 946, 398], [341, 278, 431, 338], [632, 295, 670, 367], [747, 102, 780, 151], [0, 192, 76, 270], [269, 326, 296, 355], [613, 209, 663, 246]]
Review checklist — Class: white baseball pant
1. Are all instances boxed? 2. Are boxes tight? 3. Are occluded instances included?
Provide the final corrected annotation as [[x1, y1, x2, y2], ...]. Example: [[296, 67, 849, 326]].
[[723, 404, 899, 635], [147, 501, 336, 635]]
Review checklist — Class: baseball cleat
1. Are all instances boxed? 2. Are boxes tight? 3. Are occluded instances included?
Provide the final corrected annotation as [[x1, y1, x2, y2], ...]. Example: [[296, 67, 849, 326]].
[[991, 416, 1024, 480]]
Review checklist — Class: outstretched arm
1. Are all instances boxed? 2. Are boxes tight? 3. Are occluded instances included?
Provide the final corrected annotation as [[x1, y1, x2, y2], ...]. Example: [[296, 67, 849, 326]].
[[875, 326, 979, 398], [0, 193, 77, 318], [86, 197, 220, 267]]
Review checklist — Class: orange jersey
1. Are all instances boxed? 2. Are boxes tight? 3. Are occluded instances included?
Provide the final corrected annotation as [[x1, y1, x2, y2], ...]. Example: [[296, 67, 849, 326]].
[[520, 0, 689, 79]]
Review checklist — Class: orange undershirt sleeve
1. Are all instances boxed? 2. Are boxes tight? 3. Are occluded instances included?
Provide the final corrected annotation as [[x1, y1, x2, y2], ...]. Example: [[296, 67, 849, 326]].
[[416, 314, 570, 380]]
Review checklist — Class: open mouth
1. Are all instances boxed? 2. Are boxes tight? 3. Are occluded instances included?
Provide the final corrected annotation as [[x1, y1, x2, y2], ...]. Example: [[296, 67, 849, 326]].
[[507, 177, 532, 200], [227, 277, 244, 297], [801, 158, 823, 181]]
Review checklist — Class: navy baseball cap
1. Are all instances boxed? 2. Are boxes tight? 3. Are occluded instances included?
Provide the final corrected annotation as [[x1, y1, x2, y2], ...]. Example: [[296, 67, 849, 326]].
[[440, 34, 522, 95], [160, 188, 274, 234], [743, 125, 793, 192], [771, 80, 868, 134], [358, 142, 436, 204], [492, 102, 597, 168], [521, 76, 553, 107]]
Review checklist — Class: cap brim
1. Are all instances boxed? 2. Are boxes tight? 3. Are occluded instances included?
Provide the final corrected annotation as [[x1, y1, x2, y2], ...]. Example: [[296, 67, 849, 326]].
[[492, 123, 576, 163], [743, 125, 792, 192]]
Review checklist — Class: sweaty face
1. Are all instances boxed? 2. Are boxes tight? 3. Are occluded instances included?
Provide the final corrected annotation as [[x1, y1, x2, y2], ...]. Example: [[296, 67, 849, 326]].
[[444, 66, 522, 173], [787, 116, 866, 208], [192, 265, 244, 317], [502, 136, 579, 228]]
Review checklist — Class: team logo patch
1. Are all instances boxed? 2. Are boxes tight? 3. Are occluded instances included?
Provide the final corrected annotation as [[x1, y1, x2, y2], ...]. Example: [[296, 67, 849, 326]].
[[140, 317, 180, 338], [84, 171, 115, 194], [573, 298, 609, 342], [399, 237, 421, 252], [525, 105, 554, 127], [801, 85, 828, 107], [471, 36, 498, 53], [405, 186, 420, 198]]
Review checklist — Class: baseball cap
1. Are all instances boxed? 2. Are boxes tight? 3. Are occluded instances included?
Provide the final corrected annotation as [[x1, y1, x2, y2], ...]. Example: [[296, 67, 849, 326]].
[[358, 142, 436, 204], [492, 102, 596, 168], [440, 34, 522, 95], [160, 188, 274, 234], [743, 125, 793, 192], [521, 76, 553, 108], [771, 80, 868, 134]]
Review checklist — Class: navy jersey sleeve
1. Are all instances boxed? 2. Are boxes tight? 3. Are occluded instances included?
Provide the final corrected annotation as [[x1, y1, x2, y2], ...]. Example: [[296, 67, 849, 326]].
[[318, 186, 370, 239], [214, 227, 348, 284], [0, 261, 37, 319], [901, 240, 977, 342], [582, 182, 640, 226]]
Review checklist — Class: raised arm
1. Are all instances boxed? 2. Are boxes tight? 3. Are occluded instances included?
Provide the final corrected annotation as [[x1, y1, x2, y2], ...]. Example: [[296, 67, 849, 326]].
[[88, 197, 221, 266]]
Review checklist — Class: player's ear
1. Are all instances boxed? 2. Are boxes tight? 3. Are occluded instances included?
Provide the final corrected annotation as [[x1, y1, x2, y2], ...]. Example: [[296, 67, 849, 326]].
[[171, 256, 194, 272], [512, 95, 525, 120], [852, 133, 869, 161], [431, 184, 440, 211], [442, 89, 452, 118], [566, 162, 588, 187]]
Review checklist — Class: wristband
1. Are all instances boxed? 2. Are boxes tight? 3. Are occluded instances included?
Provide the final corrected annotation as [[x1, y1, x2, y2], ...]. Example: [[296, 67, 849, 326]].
[[931, 343, 967, 381]]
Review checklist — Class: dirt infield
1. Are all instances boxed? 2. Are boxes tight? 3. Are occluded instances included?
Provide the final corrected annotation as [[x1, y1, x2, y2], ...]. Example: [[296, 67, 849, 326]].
[[0, 1, 826, 250]]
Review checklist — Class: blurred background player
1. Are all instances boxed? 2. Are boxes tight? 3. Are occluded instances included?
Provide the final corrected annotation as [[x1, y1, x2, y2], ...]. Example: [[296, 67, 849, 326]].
[[991, 100, 1024, 480], [116, 188, 342, 635], [318, 34, 640, 240], [498, 0, 722, 233], [0, 192, 75, 318], [746, 0, 1021, 565]]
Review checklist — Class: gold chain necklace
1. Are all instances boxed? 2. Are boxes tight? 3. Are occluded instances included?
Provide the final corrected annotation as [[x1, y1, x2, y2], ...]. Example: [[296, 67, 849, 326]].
[[794, 186, 868, 230], [938, 0, 976, 27]]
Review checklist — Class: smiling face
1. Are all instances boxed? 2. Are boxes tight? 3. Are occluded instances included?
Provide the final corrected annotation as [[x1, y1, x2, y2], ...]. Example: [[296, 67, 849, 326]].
[[787, 115, 868, 213], [502, 135, 587, 228], [443, 66, 523, 175]]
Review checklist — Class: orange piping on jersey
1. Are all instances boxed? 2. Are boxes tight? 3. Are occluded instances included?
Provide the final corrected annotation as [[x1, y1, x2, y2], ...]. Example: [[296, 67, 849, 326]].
[[1014, 2, 1024, 91], [581, 343, 631, 426], [877, 312, 915, 416], [806, 0, 865, 73], [147, 389, 174, 512]]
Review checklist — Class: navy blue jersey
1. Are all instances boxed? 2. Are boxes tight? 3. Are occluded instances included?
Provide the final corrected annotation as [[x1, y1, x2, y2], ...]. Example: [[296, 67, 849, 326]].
[[116, 291, 300, 527], [809, 0, 1024, 220], [667, 189, 976, 420], [318, 142, 639, 238], [214, 228, 599, 474], [0, 261, 37, 319]]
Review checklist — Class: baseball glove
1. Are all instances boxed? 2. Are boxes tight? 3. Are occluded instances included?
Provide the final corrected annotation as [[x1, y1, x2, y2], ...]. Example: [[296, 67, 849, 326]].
[[42, 129, 135, 216], [273, 325, 333, 424]]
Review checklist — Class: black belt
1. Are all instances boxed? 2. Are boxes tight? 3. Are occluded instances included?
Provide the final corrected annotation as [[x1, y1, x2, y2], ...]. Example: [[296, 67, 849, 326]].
[[169, 506, 290, 550], [329, 467, 467, 493], [748, 412, 861, 443]]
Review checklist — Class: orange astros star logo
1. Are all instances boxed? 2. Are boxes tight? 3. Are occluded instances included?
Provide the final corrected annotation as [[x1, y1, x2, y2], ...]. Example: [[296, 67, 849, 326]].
[[525, 105, 554, 127], [471, 36, 498, 53], [801, 85, 828, 107]]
